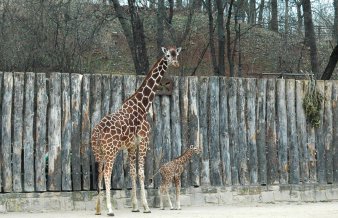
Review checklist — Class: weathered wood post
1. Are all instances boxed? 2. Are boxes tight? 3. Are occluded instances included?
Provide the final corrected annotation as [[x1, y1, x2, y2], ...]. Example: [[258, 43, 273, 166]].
[[333, 81, 338, 183], [246, 78, 258, 184], [266, 79, 278, 185], [324, 81, 333, 184], [257, 79, 267, 185], [13, 72, 24, 192], [48, 73, 62, 191], [220, 77, 231, 185], [23, 72, 35, 192], [209, 76, 222, 186], [228, 78, 239, 185], [199, 77, 210, 186], [276, 79, 288, 184], [296, 80, 309, 183], [286, 79, 300, 184], [0, 72, 2, 192], [35, 73, 48, 192], [81, 74, 91, 190], [316, 81, 326, 183]]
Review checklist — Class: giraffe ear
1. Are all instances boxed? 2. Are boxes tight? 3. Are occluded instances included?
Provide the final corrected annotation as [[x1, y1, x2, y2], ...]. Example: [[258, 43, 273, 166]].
[[161, 47, 167, 54], [176, 47, 182, 55]]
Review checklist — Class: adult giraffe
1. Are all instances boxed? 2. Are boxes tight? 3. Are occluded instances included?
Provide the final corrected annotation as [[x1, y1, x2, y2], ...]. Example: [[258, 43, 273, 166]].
[[91, 46, 182, 216]]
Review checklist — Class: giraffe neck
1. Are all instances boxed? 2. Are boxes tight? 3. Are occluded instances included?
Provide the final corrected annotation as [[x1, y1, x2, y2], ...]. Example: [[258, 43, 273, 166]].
[[174, 149, 194, 165], [133, 57, 168, 112]]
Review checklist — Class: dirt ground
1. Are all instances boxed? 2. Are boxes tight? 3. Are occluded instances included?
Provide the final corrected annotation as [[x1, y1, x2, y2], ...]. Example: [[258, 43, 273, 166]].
[[2, 202, 338, 218]]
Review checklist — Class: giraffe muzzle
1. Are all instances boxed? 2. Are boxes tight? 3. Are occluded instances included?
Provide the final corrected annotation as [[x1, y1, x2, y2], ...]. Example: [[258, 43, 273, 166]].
[[172, 62, 180, 68]]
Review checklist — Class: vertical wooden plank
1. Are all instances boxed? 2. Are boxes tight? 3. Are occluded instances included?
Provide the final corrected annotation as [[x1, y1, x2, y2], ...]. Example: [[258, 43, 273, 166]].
[[189, 76, 200, 186], [91, 74, 102, 190], [102, 74, 111, 116], [161, 95, 172, 175], [35, 73, 48, 192], [220, 77, 231, 185], [81, 74, 91, 190], [170, 76, 182, 170], [208, 76, 222, 186], [71, 74, 82, 191], [246, 78, 258, 184], [179, 76, 189, 187], [198, 77, 210, 186], [237, 78, 249, 185], [0, 72, 2, 192], [276, 79, 288, 184], [315, 80, 326, 183], [266, 79, 278, 184], [61, 73, 72, 191], [48, 73, 62, 191], [296, 80, 309, 183], [257, 79, 267, 185], [23, 72, 35, 192], [152, 93, 162, 188], [123, 75, 136, 189], [332, 81, 338, 184], [13, 72, 24, 192], [2, 72, 13, 192], [286, 79, 300, 184], [111, 75, 124, 189], [228, 78, 239, 185], [323, 81, 333, 184]]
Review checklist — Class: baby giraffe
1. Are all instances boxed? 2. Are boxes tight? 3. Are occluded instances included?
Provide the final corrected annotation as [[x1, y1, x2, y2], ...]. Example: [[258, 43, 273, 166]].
[[156, 145, 201, 210]]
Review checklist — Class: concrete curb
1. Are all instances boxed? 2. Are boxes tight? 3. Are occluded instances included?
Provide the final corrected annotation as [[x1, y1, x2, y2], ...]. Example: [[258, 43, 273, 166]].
[[1, 184, 338, 213]]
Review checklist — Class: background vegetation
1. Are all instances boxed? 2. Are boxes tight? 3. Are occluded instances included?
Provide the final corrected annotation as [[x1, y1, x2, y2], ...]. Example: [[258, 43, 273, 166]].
[[0, 0, 337, 79]]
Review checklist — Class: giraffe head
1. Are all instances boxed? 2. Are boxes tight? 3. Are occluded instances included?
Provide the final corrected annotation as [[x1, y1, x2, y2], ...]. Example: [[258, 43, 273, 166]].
[[161, 46, 182, 68], [189, 145, 202, 155]]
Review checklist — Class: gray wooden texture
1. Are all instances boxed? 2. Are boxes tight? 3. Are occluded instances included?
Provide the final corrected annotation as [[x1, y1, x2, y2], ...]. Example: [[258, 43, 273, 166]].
[[1, 73, 338, 194]]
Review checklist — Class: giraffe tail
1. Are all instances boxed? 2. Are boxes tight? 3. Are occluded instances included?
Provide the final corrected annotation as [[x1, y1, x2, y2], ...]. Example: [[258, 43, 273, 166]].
[[148, 169, 161, 185]]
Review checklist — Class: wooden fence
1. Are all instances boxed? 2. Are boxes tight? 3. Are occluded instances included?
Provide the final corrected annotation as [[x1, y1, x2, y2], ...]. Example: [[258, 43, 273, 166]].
[[0, 72, 337, 193]]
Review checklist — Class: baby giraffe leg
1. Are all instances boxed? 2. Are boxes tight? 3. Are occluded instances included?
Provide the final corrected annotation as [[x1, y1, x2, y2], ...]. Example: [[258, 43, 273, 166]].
[[104, 162, 114, 216], [166, 186, 174, 210], [95, 162, 104, 215], [159, 185, 164, 210], [174, 176, 182, 210]]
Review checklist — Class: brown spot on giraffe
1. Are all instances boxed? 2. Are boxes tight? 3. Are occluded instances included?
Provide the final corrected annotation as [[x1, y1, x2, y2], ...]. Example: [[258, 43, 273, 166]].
[[91, 46, 182, 216]]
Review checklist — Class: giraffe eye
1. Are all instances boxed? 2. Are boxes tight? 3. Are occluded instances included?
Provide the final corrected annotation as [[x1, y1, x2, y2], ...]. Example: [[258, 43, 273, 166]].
[[166, 54, 170, 58]]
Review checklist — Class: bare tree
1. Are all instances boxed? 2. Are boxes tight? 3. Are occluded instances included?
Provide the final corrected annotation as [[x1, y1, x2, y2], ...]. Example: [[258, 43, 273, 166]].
[[111, 0, 149, 75], [295, 0, 303, 36], [334, 0, 338, 43], [216, 0, 225, 75], [257, 0, 265, 27], [302, 0, 320, 77], [270, 0, 278, 32], [226, 0, 235, 76], [248, 0, 256, 25], [321, 45, 338, 80]]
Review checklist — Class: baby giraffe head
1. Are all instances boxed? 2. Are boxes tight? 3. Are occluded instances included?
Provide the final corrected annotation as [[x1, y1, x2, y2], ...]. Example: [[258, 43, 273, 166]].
[[189, 144, 202, 155], [161, 46, 182, 68]]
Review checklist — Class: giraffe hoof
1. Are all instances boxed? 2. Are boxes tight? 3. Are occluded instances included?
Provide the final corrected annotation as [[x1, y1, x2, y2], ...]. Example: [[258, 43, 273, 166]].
[[170, 208, 175, 210], [107, 212, 115, 216], [143, 210, 151, 213], [95, 212, 101, 215], [132, 209, 140, 212], [160, 208, 165, 210]]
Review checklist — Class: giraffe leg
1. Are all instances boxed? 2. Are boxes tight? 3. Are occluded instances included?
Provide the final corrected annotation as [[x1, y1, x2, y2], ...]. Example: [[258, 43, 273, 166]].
[[166, 185, 174, 210], [174, 176, 181, 210], [95, 162, 104, 215], [103, 161, 114, 216], [159, 185, 164, 210], [128, 148, 140, 212], [138, 154, 151, 213]]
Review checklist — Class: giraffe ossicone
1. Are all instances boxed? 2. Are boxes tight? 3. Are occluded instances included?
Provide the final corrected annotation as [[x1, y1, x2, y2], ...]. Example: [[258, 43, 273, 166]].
[[91, 46, 182, 216]]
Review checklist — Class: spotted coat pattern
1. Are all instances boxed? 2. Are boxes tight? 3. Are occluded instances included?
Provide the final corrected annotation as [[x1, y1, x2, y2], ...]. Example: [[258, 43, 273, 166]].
[[91, 46, 182, 216], [159, 145, 201, 210]]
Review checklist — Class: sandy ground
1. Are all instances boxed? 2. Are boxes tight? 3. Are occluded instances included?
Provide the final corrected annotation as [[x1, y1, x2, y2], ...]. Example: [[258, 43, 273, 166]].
[[2, 202, 338, 218]]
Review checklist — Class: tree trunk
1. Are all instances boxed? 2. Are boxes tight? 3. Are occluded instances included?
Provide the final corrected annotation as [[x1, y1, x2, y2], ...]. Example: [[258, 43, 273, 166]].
[[111, 0, 149, 75], [296, 0, 303, 36], [176, 0, 183, 9], [334, 0, 338, 43], [207, 0, 218, 75], [284, 0, 289, 35], [249, 0, 256, 25], [320, 45, 338, 80], [217, 0, 225, 76], [257, 0, 265, 27], [157, 0, 165, 58], [270, 0, 278, 32], [227, 0, 235, 77], [303, 0, 320, 77]]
